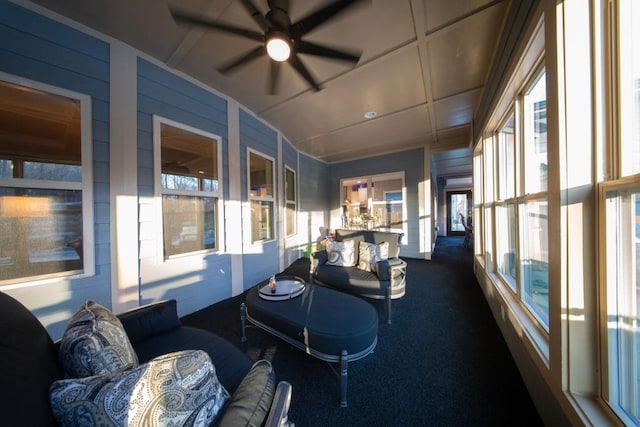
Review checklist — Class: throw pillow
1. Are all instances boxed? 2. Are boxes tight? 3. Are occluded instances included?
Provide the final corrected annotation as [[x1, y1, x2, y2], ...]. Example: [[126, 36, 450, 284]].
[[326, 239, 356, 267], [49, 350, 229, 427], [59, 300, 139, 378], [357, 241, 390, 273], [216, 360, 276, 427]]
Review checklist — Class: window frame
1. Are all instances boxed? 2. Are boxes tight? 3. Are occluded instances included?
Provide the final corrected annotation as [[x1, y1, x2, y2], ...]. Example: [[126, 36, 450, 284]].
[[483, 65, 550, 334], [247, 148, 276, 244], [153, 115, 223, 259], [599, 0, 640, 422], [340, 172, 406, 237], [284, 165, 297, 237], [0, 72, 94, 287]]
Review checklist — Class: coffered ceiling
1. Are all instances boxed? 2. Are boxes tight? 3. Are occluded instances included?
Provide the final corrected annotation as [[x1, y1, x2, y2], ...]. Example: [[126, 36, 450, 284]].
[[25, 0, 511, 178]]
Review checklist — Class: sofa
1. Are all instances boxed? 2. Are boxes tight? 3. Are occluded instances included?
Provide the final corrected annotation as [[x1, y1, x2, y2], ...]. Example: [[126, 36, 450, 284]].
[[313, 229, 406, 323], [0, 291, 292, 426]]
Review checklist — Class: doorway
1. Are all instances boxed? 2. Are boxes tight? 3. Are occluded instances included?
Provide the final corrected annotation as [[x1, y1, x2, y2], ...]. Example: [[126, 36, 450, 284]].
[[447, 190, 472, 236]]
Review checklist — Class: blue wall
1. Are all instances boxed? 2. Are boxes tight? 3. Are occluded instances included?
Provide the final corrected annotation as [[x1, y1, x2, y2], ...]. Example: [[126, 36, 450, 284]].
[[0, 0, 111, 337], [136, 59, 234, 307], [329, 148, 424, 257], [0, 0, 425, 339], [239, 110, 280, 288]]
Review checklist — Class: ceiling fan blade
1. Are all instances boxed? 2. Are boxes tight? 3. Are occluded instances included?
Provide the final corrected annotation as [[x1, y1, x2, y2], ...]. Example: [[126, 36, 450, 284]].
[[296, 40, 360, 62], [218, 45, 266, 74], [169, 7, 264, 42], [268, 61, 281, 95], [291, 0, 367, 37], [289, 54, 321, 91], [239, 0, 271, 32]]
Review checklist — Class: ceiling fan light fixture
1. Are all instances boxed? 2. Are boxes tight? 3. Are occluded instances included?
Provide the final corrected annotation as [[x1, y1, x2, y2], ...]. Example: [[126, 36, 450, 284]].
[[266, 33, 291, 62]]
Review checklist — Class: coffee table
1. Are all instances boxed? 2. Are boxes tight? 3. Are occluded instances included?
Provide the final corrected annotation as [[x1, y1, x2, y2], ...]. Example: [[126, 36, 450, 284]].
[[241, 275, 378, 407]]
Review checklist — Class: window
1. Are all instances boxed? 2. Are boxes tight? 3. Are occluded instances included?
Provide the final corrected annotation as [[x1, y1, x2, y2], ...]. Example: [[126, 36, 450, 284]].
[[285, 166, 296, 236], [341, 173, 405, 233], [619, 0, 640, 177], [498, 112, 516, 200], [488, 68, 549, 330], [523, 72, 548, 193], [602, 185, 640, 424], [602, 1, 640, 422], [520, 71, 548, 327], [248, 150, 274, 243], [496, 113, 518, 291], [0, 77, 92, 285], [155, 117, 221, 258]]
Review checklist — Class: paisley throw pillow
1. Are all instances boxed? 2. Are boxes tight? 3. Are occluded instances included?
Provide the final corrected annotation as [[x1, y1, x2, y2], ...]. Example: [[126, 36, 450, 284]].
[[59, 300, 139, 378], [50, 350, 229, 427]]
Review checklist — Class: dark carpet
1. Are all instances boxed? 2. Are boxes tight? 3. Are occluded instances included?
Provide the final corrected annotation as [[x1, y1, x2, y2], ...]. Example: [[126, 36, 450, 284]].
[[182, 236, 543, 426]]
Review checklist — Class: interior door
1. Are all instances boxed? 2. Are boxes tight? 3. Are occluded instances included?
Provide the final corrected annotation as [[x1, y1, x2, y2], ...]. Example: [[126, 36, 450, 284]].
[[447, 190, 472, 236]]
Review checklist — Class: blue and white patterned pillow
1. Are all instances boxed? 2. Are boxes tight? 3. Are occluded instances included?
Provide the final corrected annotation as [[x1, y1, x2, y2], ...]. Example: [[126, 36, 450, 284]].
[[49, 350, 229, 427], [59, 300, 139, 378], [357, 241, 389, 273], [326, 239, 356, 267]]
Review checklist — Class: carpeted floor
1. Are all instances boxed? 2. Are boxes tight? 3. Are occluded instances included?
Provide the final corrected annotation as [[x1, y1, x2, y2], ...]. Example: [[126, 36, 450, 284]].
[[182, 236, 543, 426]]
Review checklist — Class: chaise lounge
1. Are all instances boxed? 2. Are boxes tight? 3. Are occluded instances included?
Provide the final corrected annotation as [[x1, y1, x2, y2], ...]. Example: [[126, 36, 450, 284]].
[[312, 229, 407, 323]]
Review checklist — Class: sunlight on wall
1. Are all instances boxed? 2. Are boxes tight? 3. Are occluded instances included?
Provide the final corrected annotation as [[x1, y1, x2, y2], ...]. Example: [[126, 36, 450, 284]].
[[113, 195, 139, 312], [418, 178, 433, 257]]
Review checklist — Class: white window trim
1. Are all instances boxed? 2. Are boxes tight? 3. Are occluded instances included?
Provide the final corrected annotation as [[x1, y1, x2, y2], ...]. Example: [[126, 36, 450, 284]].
[[0, 71, 95, 288], [152, 115, 224, 259], [247, 147, 276, 245]]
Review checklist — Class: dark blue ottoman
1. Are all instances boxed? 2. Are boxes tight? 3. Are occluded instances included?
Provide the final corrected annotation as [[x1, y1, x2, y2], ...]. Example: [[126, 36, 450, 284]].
[[241, 278, 378, 407]]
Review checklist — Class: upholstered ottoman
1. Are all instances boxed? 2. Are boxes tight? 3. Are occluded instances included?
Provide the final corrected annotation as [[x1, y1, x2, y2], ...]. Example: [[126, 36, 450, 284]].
[[241, 277, 378, 407]]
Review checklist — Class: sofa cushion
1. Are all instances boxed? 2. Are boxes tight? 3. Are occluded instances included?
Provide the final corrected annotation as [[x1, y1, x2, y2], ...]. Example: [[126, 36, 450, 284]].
[[117, 299, 182, 345], [326, 239, 356, 267], [357, 241, 389, 273], [49, 349, 228, 427], [132, 326, 252, 395], [0, 291, 61, 426], [216, 359, 276, 427], [59, 300, 139, 378]]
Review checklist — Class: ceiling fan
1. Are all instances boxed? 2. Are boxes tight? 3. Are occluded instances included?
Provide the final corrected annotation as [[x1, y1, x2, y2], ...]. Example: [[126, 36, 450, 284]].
[[169, 0, 367, 94]]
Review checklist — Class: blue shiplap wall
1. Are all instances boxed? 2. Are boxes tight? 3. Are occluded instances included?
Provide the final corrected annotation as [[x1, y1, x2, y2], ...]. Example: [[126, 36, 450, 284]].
[[329, 148, 424, 258], [282, 138, 297, 169], [0, 0, 111, 338], [136, 59, 234, 311], [239, 109, 279, 288], [299, 152, 331, 248], [282, 138, 301, 264]]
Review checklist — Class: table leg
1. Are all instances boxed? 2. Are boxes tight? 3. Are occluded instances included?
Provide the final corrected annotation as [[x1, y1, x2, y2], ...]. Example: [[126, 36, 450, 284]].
[[386, 285, 392, 324], [240, 302, 247, 343], [340, 349, 348, 407]]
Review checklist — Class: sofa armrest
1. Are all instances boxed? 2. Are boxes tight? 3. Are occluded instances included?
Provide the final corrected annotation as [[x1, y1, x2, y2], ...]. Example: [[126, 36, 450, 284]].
[[264, 381, 293, 427], [117, 300, 181, 346], [312, 250, 328, 270], [216, 359, 293, 427], [376, 259, 391, 281]]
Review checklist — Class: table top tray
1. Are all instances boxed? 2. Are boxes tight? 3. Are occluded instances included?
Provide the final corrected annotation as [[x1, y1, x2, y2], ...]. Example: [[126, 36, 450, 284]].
[[258, 275, 306, 301]]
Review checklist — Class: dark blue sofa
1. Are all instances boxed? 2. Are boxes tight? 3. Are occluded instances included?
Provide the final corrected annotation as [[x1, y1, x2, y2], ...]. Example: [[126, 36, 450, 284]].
[[0, 291, 292, 426], [313, 229, 407, 323]]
